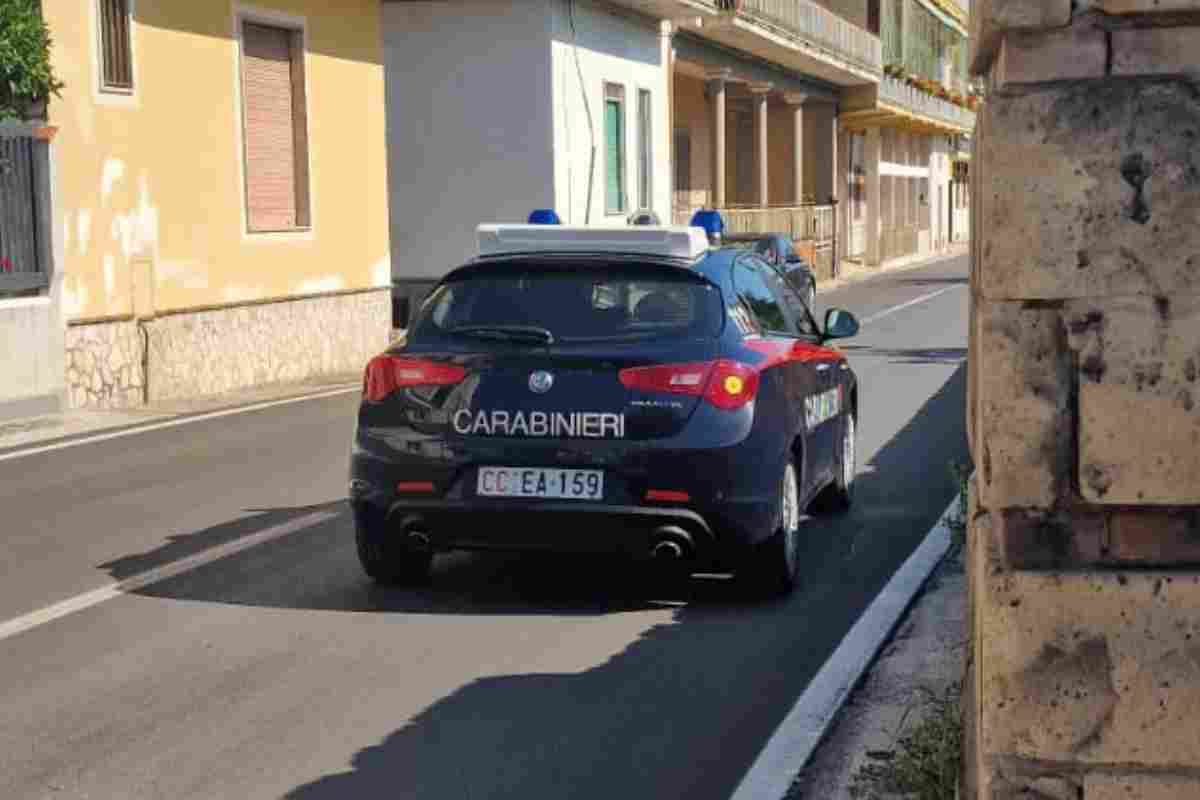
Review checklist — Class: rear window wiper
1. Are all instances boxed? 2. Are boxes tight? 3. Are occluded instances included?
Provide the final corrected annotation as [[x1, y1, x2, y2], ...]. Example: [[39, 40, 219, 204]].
[[444, 324, 556, 345]]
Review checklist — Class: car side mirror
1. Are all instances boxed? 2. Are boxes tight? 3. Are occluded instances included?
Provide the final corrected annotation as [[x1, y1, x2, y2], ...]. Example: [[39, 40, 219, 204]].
[[823, 308, 860, 341]]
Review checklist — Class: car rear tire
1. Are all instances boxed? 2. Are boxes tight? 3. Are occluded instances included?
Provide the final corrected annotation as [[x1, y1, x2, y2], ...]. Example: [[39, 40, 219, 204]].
[[355, 514, 433, 586], [742, 458, 802, 598], [813, 411, 856, 514]]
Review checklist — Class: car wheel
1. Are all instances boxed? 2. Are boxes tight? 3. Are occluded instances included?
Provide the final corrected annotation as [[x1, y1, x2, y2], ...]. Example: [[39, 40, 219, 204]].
[[355, 512, 433, 586], [814, 411, 856, 514], [743, 458, 802, 598]]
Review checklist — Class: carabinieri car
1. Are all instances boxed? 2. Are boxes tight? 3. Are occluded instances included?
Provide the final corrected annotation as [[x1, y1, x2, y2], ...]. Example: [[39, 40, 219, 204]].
[[350, 224, 861, 596]]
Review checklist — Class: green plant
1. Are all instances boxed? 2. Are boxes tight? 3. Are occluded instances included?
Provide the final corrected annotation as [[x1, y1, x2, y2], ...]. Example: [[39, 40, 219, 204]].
[[944, 460, 971, 549], [0, 0, 64, 121], [849, 683, 963, 800]]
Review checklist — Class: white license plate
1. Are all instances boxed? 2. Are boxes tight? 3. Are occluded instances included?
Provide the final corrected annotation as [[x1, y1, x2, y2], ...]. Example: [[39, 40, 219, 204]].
[[477, 467, 604, 500]]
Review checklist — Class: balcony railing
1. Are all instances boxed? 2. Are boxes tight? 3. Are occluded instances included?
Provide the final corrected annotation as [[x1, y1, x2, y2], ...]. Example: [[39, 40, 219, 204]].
[[717, 204, 836, 243], [879, 75, 975, 131], [732, 0, 882, 75]]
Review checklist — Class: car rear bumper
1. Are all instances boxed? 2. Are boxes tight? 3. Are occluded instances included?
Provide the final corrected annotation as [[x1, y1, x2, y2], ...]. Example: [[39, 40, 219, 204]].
[[349, 493, 773, 567]]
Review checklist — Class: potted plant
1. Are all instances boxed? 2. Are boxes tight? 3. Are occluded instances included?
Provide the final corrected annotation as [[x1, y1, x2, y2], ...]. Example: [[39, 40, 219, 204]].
[[0, 0, 65, 124]]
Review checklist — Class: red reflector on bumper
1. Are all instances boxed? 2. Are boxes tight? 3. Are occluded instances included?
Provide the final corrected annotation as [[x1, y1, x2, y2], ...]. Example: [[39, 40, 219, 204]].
[[646, 490, 690, 503], [396, 481, 436, 494]]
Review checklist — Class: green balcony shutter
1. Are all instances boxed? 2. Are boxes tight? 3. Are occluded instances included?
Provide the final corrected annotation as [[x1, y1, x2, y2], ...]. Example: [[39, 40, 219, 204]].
[[605, 85, 625, 215]]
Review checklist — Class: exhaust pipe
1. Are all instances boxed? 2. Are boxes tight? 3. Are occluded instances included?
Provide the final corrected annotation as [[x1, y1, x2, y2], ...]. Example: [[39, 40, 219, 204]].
[[649, 526, 694, 562], [401, 522, 432, 552], [653, 540, 684, 561]]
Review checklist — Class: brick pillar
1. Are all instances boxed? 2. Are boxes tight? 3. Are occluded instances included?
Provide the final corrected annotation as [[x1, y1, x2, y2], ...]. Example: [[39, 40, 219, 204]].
[[966, 2, 1200, 797]]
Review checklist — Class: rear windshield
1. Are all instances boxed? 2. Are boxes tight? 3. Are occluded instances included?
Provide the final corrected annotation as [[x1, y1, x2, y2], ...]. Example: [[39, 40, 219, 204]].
[[412, 267, 723, 344]]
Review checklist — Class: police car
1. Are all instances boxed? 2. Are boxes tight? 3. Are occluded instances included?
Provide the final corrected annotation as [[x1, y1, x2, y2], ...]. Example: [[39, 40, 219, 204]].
[[349, 220, 861, 596]]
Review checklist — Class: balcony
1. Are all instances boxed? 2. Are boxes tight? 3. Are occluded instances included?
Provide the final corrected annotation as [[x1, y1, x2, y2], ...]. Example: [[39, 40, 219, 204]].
[[730, 0, 882, 77], [840, 74, 975, 135], [606, 0, 881, 87]]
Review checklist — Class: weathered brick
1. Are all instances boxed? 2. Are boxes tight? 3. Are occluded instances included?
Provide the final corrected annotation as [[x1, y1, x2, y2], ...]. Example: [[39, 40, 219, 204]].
[[971, 0, 1073, 75], [1066, 296, 1200, 505], [992, 510, 1107, 569], [1107, 508, 1200, 564], [1113, 26, 1200, 77], [978, 83, 1200, 301], [978, 562, 1200, 766], [994, 24, 1108, 87], [1086, 775, 1200, 799], [975, 300, 1071, 510]]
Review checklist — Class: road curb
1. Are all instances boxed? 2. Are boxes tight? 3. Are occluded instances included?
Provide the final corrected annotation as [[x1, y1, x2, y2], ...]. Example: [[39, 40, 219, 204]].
[[729, 495, 960, 800]]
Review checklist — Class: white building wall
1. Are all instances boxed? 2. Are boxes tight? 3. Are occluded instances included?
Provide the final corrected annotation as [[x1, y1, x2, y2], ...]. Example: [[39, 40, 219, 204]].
[[550, 0, 670, 227], [383, 0, 556, 282], [930, 136, 953, 251]]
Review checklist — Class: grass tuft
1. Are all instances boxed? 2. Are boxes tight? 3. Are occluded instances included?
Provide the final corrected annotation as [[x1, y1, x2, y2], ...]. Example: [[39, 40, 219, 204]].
[[849, 682, 963, 800]]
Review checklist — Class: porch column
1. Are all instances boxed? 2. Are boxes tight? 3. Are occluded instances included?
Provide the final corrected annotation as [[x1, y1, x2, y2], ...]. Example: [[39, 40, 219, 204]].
[[749, 82, 772, 209], [662, 22, 675, 223], [864, 126, 882, 266], [830, 109, 840, 205], [783, 93, 807, 204], [706, 69, 731, 209]]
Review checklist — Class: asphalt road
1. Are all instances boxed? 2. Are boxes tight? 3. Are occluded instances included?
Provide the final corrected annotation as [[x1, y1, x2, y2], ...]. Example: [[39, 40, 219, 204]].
[[0, 254, 970, 800]]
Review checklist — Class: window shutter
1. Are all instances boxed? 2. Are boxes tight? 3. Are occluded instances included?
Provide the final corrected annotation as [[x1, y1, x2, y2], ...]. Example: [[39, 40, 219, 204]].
[[605, 99, 624, 214], [100, 0, 133, 91], [242, 23, 301, 231]]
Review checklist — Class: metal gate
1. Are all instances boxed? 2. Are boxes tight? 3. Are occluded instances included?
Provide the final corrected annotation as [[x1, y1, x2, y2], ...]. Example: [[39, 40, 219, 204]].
[[0, 133, 48, 295]]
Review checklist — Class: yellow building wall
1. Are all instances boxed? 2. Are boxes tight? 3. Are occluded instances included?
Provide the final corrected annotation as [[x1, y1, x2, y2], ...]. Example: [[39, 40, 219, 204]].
[[44, 0, 390, 321], [673, 73, 712, 212]]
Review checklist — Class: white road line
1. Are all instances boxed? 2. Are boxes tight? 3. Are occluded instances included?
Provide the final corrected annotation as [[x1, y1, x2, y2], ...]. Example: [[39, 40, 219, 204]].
[[0, 509, 340, 643], [0, 384, 360, 464], [728, 497, 958, 800], [861, 285, 962, 325]]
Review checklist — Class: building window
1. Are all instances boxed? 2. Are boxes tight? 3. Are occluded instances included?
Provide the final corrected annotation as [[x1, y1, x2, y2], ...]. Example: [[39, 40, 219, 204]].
[[98, 0, 134, 92], [637, 89, 652, 211], [240, 21, 311, 233], [604, 83, 626, 215]]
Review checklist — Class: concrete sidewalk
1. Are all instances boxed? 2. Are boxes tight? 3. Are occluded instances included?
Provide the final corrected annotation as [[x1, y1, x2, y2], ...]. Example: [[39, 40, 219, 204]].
[[787, 542, 967, 799], [818, 244, 969, 295], [0, 374, 360, 454]]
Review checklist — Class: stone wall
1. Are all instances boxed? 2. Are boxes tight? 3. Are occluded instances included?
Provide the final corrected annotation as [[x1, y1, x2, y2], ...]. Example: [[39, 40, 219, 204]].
[[65, 320, 144, 410], [966, 2, 1200, 797], [67, 289, 390, 409]]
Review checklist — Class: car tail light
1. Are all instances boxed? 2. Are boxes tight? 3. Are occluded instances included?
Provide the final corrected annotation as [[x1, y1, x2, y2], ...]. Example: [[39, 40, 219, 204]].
[[619, 359, 759, 411], [703, 360, 760, 410], [646, 489, 691, 503], [618, 362, 713, 396], [363, 356, 466, 402]]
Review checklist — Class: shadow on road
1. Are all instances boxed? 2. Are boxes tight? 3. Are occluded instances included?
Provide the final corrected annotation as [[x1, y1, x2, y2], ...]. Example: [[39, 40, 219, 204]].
[[888, 276, 969, 289], [99, 364, 969, 799], [838, 345, 967, 366]]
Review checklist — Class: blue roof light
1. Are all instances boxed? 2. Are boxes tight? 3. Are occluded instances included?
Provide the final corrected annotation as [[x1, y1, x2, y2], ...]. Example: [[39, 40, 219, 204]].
[[689, 209, 725, 239], [528, 209, 562, 225]]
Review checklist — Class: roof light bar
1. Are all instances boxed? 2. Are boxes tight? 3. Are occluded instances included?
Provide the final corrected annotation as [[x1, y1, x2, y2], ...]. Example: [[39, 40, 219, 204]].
[[476, 224, 710, 261]]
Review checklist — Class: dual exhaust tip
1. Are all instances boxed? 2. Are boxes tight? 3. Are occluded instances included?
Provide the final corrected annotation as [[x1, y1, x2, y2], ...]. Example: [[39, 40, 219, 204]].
[[650, 526, 694, 562]]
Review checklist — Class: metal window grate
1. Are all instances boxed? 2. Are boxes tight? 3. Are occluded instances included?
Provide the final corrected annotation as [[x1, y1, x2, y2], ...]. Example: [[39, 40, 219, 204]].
[[0, 135, 47, 295], [99, 0, 133, 91]]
